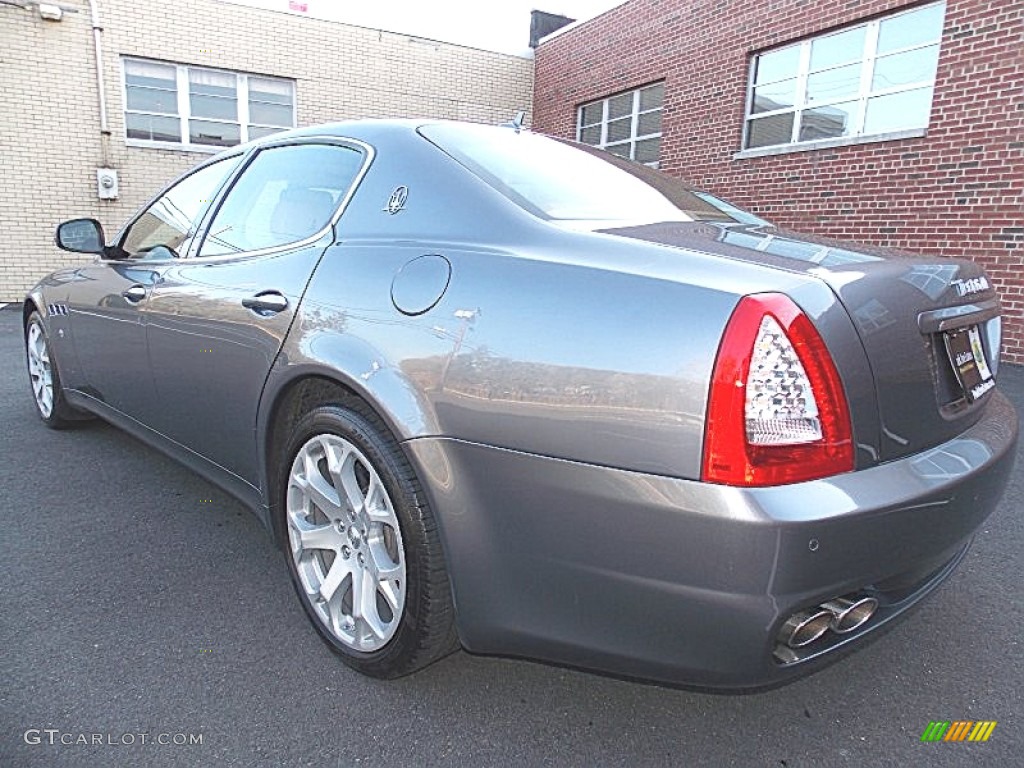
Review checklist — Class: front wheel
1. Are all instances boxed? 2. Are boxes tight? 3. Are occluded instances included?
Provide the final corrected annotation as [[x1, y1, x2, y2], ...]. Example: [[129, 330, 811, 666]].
[[280, 402, 457, 678], [25, 311, 86, 428]]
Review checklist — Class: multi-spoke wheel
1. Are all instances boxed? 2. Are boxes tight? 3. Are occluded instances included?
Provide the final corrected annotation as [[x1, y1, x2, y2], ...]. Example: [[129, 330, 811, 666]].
[[280, 402, 457, 677], [287, 433, 406, 651], [25, 311, 85, 428]]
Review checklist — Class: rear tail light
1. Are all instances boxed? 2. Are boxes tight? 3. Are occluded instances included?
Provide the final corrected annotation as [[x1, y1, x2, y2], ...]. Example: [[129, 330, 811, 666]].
[[702, 293, 853, 486]]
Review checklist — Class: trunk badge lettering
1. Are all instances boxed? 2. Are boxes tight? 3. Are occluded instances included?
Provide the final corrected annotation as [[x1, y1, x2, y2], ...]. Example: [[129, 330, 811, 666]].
[[951, 276, 990, 297]]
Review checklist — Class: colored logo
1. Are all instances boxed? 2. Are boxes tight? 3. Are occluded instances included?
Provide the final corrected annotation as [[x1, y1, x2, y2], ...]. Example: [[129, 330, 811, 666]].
[[921, 721, 997, 742]]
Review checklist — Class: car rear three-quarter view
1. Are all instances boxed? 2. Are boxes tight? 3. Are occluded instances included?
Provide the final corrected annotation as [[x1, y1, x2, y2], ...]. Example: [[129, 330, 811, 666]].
[[26, 120, 1017, 689]]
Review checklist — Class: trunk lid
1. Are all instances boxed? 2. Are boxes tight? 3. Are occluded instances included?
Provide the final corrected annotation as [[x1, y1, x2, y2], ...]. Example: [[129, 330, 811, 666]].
[[599, 221, 1002, 463]]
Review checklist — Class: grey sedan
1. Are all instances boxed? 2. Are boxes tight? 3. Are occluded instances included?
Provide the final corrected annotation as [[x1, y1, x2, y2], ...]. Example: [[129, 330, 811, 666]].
[[24, 120, 1017, 688]]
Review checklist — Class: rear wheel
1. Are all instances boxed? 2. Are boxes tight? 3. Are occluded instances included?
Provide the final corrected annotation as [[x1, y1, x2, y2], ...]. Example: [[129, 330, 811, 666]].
[[280, 402, 457, 677], [25, 311, 84, 428]]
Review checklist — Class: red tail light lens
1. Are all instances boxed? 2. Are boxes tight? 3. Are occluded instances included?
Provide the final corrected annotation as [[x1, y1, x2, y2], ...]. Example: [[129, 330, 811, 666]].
[[701, 293, 854, 486]]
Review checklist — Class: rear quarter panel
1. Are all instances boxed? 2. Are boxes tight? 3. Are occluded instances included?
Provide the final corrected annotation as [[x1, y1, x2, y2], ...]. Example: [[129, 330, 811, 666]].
[[284, 230, 876, 479], [271, 123, 880, 481]]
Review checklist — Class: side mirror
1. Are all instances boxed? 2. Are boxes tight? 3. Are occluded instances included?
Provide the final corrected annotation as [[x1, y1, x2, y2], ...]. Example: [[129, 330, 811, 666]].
[[55, 218, 106, 255]]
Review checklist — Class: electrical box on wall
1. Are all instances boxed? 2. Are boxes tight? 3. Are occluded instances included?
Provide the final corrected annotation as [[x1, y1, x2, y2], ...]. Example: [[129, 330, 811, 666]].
[[96, 168, 118, 200]]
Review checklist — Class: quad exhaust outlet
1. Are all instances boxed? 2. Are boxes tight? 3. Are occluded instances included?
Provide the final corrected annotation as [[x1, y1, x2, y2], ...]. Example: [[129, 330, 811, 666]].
[[774, 593, 879, 664], [820, 595, 878, 634], [778, 609, 833, 648]]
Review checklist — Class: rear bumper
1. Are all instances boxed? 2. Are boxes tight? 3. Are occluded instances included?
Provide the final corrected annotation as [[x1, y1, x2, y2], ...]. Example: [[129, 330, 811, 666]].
[[405, 389, 1018, 689]]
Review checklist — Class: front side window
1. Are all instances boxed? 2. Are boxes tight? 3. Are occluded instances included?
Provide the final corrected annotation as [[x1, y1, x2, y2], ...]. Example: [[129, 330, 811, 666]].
[[577, 83, 664, 167], [118, 156, 241, 259], [124, 58, 295, 150], [199, 143, 364, 257], [743, 2, 945, 151]]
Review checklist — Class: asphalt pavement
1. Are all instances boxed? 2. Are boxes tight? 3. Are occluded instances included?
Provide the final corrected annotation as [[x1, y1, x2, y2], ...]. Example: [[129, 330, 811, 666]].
[[1, 305, 1021, 767]]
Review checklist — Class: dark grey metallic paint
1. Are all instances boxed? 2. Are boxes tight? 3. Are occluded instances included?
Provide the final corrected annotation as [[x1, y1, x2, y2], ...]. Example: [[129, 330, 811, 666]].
[[27, 120, 1018, 688]]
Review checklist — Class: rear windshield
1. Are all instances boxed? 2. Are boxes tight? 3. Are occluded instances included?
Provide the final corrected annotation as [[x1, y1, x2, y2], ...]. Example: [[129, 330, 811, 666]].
[[418, 123, 767, 226]]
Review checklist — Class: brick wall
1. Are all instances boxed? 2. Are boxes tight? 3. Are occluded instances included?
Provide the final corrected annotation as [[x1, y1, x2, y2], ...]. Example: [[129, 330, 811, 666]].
[[0, 0, 533, 302], [534, 0, 1024, 362]]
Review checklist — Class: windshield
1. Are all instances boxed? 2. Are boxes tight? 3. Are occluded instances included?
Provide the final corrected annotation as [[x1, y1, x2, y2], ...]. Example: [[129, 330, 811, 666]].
[[418, 123, 768, 226]]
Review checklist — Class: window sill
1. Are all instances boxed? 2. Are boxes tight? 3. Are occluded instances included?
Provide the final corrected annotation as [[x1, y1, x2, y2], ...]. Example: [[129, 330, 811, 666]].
[[126, 139, 228, 154], [733, 128, 927, 160]]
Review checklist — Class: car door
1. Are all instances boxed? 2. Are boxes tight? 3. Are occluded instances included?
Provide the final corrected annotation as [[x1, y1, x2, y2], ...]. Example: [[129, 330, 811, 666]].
[[142, 139, 370, 486], [68, 155, 242, 420]]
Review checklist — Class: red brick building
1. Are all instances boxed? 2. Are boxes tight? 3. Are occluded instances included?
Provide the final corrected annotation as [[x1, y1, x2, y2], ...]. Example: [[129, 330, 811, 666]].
[[533, 0, 1024, 361]]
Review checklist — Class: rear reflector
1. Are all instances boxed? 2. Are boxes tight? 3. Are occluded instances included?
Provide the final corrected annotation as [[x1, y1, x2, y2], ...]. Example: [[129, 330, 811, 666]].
[[702, 293, 854, 486]]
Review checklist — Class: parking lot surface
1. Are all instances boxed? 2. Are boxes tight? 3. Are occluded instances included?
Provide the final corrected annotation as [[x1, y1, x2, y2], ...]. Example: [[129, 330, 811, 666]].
[[1, 306, 1021, 767]]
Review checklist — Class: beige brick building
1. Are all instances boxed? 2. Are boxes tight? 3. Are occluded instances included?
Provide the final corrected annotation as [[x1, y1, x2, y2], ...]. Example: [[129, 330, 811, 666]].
[[0, 0, 534, 302]]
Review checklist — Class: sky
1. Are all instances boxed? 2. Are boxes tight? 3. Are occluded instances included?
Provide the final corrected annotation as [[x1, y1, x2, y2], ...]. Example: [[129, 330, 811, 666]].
[[218, 0, 625, 57]]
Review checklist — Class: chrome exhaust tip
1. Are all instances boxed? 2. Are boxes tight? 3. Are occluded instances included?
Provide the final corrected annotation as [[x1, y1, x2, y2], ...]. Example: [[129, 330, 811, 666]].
[[773, 644, 800, 665], [778, 608, 833, 648], [820, 595, 878, 634]]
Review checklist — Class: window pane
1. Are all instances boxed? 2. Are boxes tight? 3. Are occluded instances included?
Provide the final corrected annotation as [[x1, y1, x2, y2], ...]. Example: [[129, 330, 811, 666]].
[[634, 137, 660, 164], [872, 45, 940, 91], [121, 156, 240, 258], [201, 144, 363, 256], [878, 3, 946, 54], [188, 69, 236, 98], [126, 87, 177, 114], [608, 92, 633, 119], [419, 123, 696, 223], [746, 113, 794, 148], [637, 110, 661, 136], [606, 116, 632, 143], [752, 78, 796, 113], [695, 194, 771, 226], [190, 93, 238, 120], [806, 63, 861, 103], [639, 83, 663, 111], [799, 100, 859, 141], [863, 87, 934, 133], [765, 237, 825, 262], [249, 101, 292, 126], [579, 125, 601, 144], [577, 84, 662, 150], [248, 77, 292, 105], [754, 45, 800, 84], [580, 102, 602, 126], [125, 60, 176, 90], [126, 113, 181, 142], [248, 125, 286, 140], [809, 26, 866, 71], [189, 119, 240, 147]]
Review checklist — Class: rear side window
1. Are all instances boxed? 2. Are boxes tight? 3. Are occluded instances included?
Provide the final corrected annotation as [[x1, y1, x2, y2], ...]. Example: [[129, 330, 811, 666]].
[[199, 143, 364, 256]]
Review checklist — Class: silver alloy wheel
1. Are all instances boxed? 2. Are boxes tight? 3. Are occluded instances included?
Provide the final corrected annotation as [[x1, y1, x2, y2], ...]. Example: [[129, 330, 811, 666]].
[[26, 323, 54, 418], [286, 433, 407, 652]]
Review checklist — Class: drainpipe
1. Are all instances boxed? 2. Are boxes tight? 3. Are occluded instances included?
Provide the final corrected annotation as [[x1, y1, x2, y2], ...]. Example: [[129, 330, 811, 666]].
[[87, 0, 109, 135]]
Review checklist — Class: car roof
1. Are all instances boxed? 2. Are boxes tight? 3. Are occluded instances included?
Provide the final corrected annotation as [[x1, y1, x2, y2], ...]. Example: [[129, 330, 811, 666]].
[[256, 118, 493, 145]]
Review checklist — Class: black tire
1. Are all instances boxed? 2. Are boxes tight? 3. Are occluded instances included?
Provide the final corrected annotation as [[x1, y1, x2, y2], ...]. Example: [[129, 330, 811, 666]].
[[279, 400, 458, 678], [24, 311, 88, 429]]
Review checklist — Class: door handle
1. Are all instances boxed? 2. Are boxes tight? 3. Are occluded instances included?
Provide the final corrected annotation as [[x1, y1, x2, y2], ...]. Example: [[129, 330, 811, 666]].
[[242, 291, 289, 315], [122, 285, 147, 303]]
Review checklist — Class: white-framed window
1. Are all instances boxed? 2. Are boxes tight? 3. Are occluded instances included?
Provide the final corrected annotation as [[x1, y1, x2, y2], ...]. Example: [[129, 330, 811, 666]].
[[122, 58, 295, 151], [742, 2, 946, 151], [577, 82, 664, 167]]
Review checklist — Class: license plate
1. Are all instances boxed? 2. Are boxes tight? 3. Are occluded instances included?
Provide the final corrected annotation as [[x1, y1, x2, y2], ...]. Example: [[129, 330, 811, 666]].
[[944, 324, 994, 402]]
